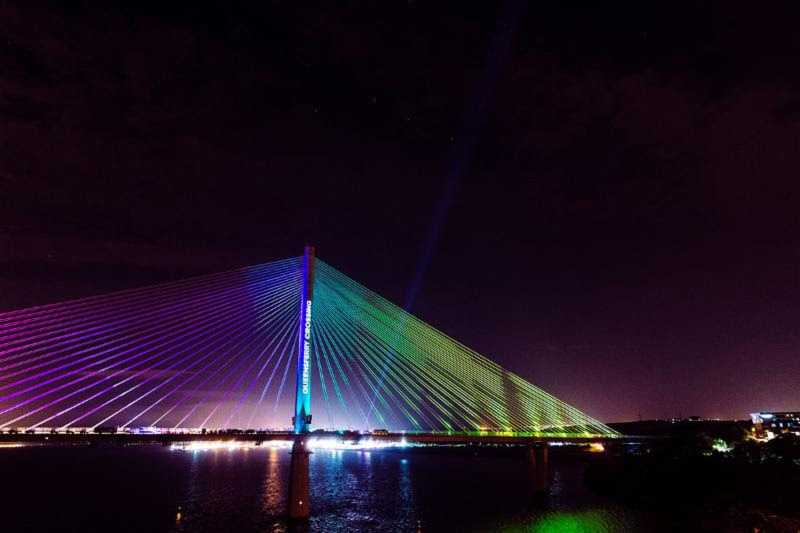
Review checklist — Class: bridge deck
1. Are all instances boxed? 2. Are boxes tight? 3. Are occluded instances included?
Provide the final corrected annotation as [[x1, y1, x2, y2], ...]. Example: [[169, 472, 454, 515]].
[[0, 431, 625, 446]]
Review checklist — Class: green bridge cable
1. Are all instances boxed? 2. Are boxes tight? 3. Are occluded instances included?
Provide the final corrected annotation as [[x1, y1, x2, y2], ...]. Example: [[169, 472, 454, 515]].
[[312, 259, 619, 438]]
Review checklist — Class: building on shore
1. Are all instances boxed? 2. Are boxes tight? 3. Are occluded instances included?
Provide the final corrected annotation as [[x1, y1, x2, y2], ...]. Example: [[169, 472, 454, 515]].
[[750, 411, 800, 440]]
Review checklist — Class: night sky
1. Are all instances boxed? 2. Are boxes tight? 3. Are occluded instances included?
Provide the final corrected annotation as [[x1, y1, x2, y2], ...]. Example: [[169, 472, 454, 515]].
[[2, 2, 799, 422]]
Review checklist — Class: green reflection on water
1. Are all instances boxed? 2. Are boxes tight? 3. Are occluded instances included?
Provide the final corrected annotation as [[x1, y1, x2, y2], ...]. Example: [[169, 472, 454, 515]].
[[502, 510, 617, 533]]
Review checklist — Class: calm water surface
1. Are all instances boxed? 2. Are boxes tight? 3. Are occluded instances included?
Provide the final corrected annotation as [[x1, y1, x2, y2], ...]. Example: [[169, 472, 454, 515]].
[[0, 444, 690, 532]]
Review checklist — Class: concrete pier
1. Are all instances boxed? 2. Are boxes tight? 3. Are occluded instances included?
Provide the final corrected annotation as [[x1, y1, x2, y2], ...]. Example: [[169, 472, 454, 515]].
[[529, 444, 549, 493], [287, 436, 311, 520]]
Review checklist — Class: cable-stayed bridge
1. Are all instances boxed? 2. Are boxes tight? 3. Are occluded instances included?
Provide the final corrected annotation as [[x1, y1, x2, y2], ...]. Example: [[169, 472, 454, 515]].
[[0, 248, 617, 440]]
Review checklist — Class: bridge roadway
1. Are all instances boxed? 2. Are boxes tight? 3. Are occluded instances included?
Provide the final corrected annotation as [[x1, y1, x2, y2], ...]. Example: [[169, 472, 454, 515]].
[[0, 430, 623, 446]]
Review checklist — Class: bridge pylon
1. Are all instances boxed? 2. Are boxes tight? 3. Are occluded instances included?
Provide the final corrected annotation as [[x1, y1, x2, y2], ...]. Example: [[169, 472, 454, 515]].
[[288, 245, 315, 520], [293, 245, 315, 434]]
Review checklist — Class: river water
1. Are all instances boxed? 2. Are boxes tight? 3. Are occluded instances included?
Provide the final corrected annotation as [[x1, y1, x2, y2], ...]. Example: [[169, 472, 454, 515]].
[[0, 443, 714, 532]]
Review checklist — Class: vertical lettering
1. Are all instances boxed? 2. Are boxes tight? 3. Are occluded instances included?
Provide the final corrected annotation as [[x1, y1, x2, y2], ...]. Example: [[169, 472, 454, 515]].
[[301, 300, 312, 395]]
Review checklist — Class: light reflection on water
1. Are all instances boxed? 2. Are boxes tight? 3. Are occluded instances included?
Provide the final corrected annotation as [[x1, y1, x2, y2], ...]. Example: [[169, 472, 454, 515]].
[[0, 445, 656, 532], [509, 510, 630, 533], [171, 446, 639, 532], [263, 447, 282, 515]]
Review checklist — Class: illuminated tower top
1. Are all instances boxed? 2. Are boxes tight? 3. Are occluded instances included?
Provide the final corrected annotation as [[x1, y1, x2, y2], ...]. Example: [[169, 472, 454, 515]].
[[293, 245, 315, 433]]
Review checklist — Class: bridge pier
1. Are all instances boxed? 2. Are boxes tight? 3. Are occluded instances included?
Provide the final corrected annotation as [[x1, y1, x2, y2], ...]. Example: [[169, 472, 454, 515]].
[[287, 435, 311, 520], [529, 443, 549, 493]]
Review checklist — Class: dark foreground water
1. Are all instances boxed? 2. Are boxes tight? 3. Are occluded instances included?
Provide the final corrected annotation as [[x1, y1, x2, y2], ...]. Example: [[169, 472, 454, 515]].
[[0, 443, 726, 532]]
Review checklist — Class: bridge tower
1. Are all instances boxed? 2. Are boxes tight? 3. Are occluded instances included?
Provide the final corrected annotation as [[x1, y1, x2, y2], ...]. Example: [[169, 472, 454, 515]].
[[293, 245, 315, 433], [288, 245, 315, 520]]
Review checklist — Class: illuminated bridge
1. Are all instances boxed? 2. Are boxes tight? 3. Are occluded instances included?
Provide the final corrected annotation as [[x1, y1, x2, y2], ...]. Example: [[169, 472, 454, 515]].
[[0, 247, 617, 440], [0, 248, 617, 438], [1, 246, 621, 517]]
